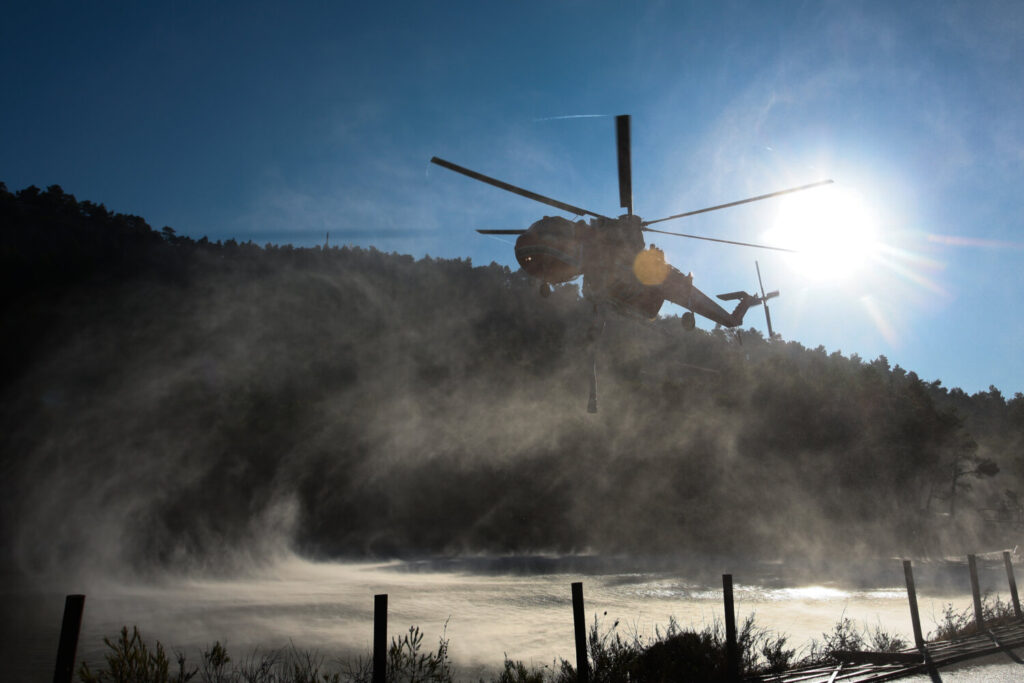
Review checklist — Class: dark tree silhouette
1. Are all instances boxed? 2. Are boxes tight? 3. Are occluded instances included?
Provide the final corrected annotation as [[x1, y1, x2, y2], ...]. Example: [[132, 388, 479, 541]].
[[0, 182, 1019, 577]]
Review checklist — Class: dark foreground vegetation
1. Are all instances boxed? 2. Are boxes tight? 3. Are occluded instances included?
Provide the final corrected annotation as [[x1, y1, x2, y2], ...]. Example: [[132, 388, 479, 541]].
[[3, 183, 1024, 578], [75, 613, 905, 683], [73, 592, 1022, 682]]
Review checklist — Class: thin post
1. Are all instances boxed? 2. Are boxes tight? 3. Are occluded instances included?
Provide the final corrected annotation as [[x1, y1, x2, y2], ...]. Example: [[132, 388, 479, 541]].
[[373, 594, 387, 683], [53, 594, 85, 683], [723, 574, 739, 682], [587, 350, 598, 414], [571, 582, 589, 683], [1004, 551, 1022, 618], [968, 554, 985, 629], [903, 560, 925, 649]]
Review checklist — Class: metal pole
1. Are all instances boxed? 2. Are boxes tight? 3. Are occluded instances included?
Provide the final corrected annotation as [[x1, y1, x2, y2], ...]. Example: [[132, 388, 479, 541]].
[[1005, 551, 1022, 618], [373, 594, 387, 683], [903, 560, 925, 649], [571, 582, 589, 683], [968, 554, 985, 629], [723, 574, 739, 682], [53, 594, 85, 683]]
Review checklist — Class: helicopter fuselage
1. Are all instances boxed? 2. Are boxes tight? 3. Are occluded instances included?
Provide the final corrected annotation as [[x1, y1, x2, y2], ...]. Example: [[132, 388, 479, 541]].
[[513, 214, 751, 326]]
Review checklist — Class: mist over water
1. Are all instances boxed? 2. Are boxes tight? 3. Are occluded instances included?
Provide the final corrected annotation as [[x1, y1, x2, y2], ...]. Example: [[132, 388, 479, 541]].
[[4, 188, 1024, 679], [7, 554, 1014, 681]]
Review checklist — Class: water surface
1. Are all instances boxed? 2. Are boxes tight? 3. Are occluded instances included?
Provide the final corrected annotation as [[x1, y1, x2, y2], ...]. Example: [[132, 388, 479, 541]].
[[6, 555, 1015, 681]]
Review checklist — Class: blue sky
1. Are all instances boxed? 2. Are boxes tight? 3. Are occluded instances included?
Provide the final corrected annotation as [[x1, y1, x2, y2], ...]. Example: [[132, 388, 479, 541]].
[[3, 1, 1023, 396]]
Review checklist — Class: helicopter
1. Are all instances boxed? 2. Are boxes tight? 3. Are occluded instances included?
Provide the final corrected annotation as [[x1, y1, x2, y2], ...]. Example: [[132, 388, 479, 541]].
[[431, 115, 831, 411]]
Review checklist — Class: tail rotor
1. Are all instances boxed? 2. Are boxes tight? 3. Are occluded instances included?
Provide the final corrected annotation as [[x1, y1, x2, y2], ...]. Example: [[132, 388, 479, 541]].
[[755, 261, 779, 339]]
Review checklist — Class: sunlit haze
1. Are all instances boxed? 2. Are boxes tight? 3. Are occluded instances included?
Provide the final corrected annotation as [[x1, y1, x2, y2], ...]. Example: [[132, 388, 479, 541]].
[[765, 186, 880, 282], [4, 4, 1024, 680]]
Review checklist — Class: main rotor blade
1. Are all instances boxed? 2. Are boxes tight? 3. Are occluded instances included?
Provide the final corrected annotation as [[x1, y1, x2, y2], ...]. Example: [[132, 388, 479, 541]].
[[431, 157, 608, 219], [643, 179, 834, 227], [756, 260, 767, 299], [616, 115, 633, 215], [476, 229, 527, 234], [642, 226, 798, 253]]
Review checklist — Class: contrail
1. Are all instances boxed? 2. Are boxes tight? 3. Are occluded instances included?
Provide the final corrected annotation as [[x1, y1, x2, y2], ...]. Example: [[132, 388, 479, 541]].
[[532, 114, 609, 122], [481, 233, 517, 245]]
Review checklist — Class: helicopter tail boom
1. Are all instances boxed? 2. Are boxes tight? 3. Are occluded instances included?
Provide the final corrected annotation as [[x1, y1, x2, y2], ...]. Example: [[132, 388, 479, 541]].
[[720, 291, 765, 328], [658, 268, 764, 328]]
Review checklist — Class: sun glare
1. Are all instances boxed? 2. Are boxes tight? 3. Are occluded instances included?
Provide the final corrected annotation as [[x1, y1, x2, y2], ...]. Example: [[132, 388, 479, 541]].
[[764, 186, 879, 282]]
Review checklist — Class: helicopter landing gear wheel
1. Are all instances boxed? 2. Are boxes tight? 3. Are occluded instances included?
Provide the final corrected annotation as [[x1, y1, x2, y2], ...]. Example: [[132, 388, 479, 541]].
[[681, 311, 696, 331], [539, 282, 552, 298]]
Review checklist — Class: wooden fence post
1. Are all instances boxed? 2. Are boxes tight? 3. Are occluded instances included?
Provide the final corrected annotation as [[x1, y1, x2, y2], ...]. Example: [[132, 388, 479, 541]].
[[52, 594, 85, 683], [1004, 551, 1022, 619], [373, 594, 387, 683], [968, 554, 985, 629], [571, 582, 589, 683], [723, 574, 740, 682], [903, 560, 925, 649]]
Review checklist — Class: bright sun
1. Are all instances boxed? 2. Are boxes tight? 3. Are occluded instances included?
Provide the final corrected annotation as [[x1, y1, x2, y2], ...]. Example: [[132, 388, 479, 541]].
[[763, 185, 879, 281]]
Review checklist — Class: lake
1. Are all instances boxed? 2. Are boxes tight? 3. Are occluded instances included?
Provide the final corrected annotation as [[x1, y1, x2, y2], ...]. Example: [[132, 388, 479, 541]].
[[6, 553, 1018, 681]]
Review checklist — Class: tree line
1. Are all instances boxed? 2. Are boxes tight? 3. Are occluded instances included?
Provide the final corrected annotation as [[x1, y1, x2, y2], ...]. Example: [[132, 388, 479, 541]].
[[1, 183, 1021, 579]]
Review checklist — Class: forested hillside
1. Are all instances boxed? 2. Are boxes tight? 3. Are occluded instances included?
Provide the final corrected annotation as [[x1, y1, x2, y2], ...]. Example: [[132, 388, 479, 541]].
[[3, 183, 1023, 581]]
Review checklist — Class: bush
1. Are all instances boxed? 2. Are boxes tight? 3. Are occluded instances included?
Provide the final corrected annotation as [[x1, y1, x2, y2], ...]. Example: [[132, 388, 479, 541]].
[[77, 626, 342, 683], [78, 626, 195, 683], [386, 625, 454, 683], [800, 613, 909, 666], [491, 658, 547, 683], [530, 613, 796, 683], [930, 590, 1018, 641]]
